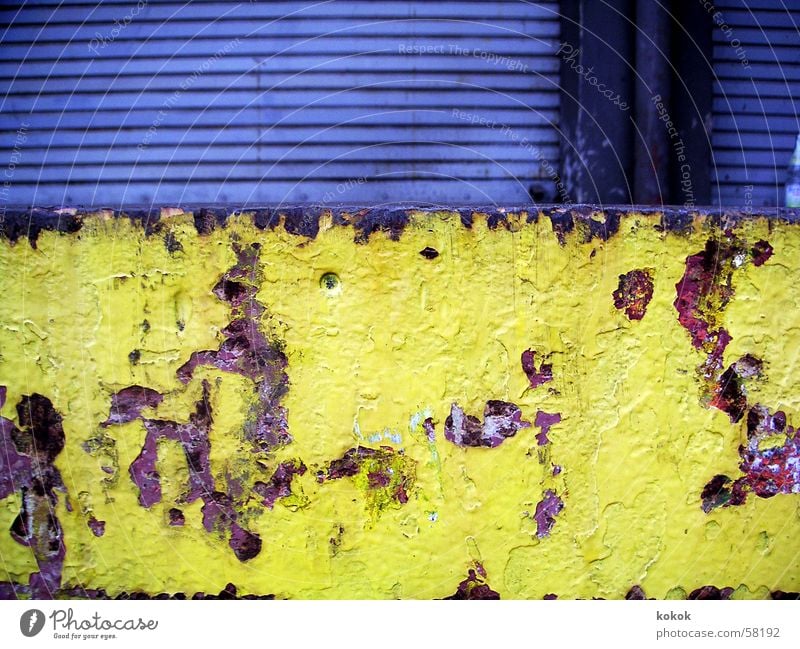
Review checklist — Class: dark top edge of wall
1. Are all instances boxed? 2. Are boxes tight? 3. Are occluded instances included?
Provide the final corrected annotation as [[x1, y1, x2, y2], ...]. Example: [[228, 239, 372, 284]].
[[1, 203, 798, 249]]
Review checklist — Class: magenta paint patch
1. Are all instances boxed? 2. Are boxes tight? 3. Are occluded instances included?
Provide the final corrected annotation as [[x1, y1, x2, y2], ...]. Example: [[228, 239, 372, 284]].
[[253, 459, 307, 509], [613, 268, 654, 320], [101, 386, 163, 426], [533, 489, 564, 538], [688, 586, 734, 600], [534, 410, 562, 446], [318, 445, 413, 506], [445, 400, 531, 448], [112, 380, 262, 562], [176, 243, 291, 454], [751, 239, 773, 266], [443, 565, 500, 600], [87, 517, 105, 537], [521, 350, 553, 389], [1, 389, 67, 598]]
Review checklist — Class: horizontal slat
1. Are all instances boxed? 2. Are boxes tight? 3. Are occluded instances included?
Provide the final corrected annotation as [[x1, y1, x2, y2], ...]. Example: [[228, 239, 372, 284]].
[[711, 149, 789, 166], [713, 45, 800, 64], [2, 69, 560, 95], [3, 20, 560, 44], [712, 8, 800, 29], [16, 124, 561, 148], [0, 54, 558, 81], [712, 186, 784, 207], [17, 143, 562, 165], [711, 166, 785, 184], [713, 29, 800, 48], [714, 62, 800, 79], [2, 178, 539, 207], [0, 53, 559, 79], [715, 0, 800, 9], [713, 96, 800, 115], [1, 36, 560, 62], [712, 131, 797, 149], [712, 114, 800, 133], [7, 160, 552, 183], [3, 88, 560, 113], [0, 1, 560, 23], [714, 79, 800, 97], [0, 107, 560, 130]]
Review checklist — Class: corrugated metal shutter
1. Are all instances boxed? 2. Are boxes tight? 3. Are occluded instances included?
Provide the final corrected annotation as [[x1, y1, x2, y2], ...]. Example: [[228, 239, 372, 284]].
[[711, 0, 800, 207], [0, 0, 561, 207]]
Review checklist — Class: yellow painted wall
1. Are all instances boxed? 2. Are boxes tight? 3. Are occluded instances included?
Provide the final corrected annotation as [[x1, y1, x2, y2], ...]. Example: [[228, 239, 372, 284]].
[[0, 207, 798, 599]]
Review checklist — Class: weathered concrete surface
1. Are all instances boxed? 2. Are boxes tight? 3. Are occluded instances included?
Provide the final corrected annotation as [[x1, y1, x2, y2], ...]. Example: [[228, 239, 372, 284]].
[[0, 205, 798, 600]]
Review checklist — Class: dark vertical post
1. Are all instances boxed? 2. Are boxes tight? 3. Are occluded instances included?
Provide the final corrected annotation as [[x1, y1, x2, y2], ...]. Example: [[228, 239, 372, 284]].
[[671, 0, 713, 207], [633, 0, 671, 204], [559, 0, 634, 205]]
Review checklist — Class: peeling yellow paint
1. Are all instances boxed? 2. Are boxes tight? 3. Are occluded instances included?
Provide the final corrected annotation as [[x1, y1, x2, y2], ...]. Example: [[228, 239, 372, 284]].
[[0, 209, 798, 599]]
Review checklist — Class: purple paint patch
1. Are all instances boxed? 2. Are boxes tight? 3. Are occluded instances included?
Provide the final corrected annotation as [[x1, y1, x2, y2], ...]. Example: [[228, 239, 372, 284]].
[[521, 350, 553, 389], [124, 381, 262, 561], [613, 268, 654, 320], [688, 586, 734, 600], [87, 517, 105, 537], [445, 401, 531, 448], [1, 390, 68, 599], [423, 417, 436, 442], [543, 593, 558, 600], [443, 567, 501, 600], [102, 386, 163, 426], [175, 243, 290, 455], [319, 445, 414, 508], [625, 585, 647, 600], [168, 508, 185, 526], [253, 459, 307, 509], [534, 410, 562, 446], [533, 489, 564, 538], [751, 239, 773, 266]]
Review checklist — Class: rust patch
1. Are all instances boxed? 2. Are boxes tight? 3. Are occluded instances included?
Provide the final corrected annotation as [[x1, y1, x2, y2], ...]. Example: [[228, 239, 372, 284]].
[[701, 405, 800, 511], [613, 268, 655, 321]]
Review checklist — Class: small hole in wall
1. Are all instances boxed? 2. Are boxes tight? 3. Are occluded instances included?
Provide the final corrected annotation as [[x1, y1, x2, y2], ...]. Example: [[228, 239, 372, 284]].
[[320, 272, 342, 295]]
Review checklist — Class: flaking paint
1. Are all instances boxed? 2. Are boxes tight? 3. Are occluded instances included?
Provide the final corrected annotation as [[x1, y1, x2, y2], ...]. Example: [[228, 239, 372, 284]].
[[0, 206, 799, 599]]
